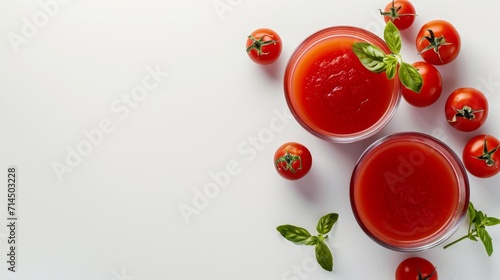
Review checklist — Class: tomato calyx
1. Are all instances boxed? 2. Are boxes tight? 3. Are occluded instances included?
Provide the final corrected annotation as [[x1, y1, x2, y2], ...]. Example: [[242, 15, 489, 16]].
[[473, 136, 500, 167], [418, 267, 437, 280], [275, 151, 303, 174], [246, 34, 278, 56], [448, 105, 484, 122], [379, 0, 416, 21], [418, 29, 453, 63]]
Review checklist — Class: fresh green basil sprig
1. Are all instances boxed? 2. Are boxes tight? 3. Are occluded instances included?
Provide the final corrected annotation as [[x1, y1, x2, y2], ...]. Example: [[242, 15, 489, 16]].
[[444, 202, 500, 256], [352, 21, 423, 93], [277, 213, 339, 271]]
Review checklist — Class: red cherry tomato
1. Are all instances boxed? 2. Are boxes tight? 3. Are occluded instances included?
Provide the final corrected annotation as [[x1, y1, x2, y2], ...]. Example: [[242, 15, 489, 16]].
[[395, 257, 438, 280], [416, 20, 461, 65], [445, 87, 488, 132], [380, 0, 417, 30], [463, 134, 500, 178], [246, 28, 282, 65], [274, 142, 312, 180], [401, 61, 442, 107]]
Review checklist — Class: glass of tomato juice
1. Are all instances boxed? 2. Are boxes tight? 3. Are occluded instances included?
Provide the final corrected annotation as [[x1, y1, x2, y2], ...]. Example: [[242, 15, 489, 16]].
[[350, 132, 470, 252], [284, 26, 400, 143]]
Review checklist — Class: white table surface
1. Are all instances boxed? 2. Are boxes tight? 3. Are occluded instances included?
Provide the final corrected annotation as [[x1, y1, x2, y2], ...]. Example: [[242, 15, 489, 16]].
[[1, 0, 500, 279]]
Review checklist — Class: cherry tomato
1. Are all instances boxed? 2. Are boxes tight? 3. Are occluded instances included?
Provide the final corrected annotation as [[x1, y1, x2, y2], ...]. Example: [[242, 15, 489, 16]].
[[445, 87, 488, 132], [416, 20, 461, 65], [463, 134, 500, 178], [401, 61, 442, 107], [274, 142, 312, 180], [246, 28, 282, 65], [380, 0, 417, 30], [395, 257, 438, 280]]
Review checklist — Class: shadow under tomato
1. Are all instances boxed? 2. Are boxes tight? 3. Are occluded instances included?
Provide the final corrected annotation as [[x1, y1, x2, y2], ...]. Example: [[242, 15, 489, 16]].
[[291, 168, 324, 203], [259, 58, 286, 81]]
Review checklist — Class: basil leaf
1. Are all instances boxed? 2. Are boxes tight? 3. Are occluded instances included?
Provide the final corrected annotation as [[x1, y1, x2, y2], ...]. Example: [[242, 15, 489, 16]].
[[315, 240, 333, 272], [477, 227, 494, 256], [383, 56, 398, 80], [305, 235, 319, 246], [468, 202, 477, 224], [277, 225, 311, 244], [486, 217, 500, 227], [476, 211, 486, 227], [352, 42, 387, 73], [385, 64, 396, 80], [384, 21, 401, 54], [398, 62, 423, 93], [316, 213, 339, 235], [444, 201, 500, 254]]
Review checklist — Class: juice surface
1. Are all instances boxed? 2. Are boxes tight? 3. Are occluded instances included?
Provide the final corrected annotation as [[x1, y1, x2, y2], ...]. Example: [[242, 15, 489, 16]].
[[353, 140, 459, 244], [291, 36, 394, 135]]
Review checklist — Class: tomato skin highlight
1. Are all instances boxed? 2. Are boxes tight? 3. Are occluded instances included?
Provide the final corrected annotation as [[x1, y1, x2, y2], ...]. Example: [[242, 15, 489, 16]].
[[273, 142, 312, 180], [246, 28, 282, 65], [463, 134, 500, 178], [401, 61, 442, 107], [381, 0, 417, 30], [416, 20, 461, 65], [445, 87, 488, 132], [395, 257, 438, 280]]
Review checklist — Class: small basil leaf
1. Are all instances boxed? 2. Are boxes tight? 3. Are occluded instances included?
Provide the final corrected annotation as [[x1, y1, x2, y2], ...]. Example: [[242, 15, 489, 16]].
[[486, 217, 500, 227], [476, 211, 486, 227], [316, 213, 339, 235], [384, 21, 402, 54], [315, 240, 333, 272], [477, 227, 494, 256], [383, 56, 398, 80], [277, 225, 311, 245], [305, 235, 319, 246], [398, 62, 423, 93], [386, 64, 396, 80], [352, 42, 387, 73], [468, 202, 477, 224]]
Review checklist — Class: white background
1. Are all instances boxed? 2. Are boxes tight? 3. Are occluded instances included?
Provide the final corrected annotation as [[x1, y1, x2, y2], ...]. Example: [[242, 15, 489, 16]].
[[1, 0, 500, 279]]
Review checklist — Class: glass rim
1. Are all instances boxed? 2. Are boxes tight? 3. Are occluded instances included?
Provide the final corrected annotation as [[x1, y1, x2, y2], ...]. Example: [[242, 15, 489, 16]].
[[283, 25, 401, 143]]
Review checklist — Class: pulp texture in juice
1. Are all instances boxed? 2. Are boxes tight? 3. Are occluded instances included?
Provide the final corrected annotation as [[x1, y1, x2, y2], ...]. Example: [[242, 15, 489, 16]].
[[290, 36, 394, 135]]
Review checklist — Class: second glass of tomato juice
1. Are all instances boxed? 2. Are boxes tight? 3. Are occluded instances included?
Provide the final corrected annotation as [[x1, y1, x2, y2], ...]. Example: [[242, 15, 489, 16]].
[[283, 26, 400, 143], [350, 132, 470, 251]]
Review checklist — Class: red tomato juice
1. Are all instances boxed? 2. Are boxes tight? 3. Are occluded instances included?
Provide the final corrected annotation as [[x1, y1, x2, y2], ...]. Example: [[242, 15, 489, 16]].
[[351, 137, 461, 247], [289, 36, 394, 135]]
